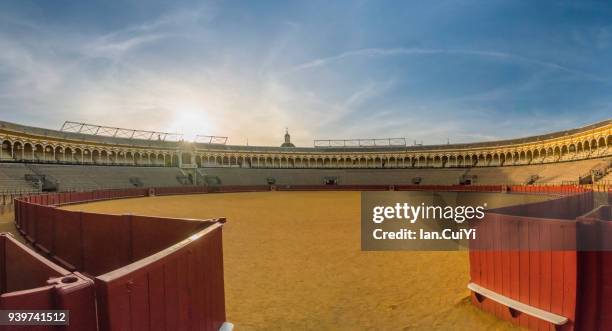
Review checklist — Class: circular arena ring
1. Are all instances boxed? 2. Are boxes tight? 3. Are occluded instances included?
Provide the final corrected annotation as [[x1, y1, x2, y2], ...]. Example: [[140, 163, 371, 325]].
[[5, 184, 611, 331]]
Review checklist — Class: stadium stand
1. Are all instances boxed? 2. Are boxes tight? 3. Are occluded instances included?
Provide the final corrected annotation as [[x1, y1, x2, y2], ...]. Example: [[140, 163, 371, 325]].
[[197, 168, 463, 186], [599, 171, 612, 184], [200, 157, 610, 186], [468, 158, 607, 185], [592, 159, 612, 184], [1, 163, 190, 193], [2, 156, 607, 194], [0, 163, 38, 192]]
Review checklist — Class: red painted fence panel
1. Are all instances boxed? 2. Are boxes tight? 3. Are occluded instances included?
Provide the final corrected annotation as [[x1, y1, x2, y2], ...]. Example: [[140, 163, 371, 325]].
[[0, 233, 97, 331], [469, 191, 610, 331], [80, 212, 132, 277], [33, 203, 54, 255], [11, 186, 229, 331], [52, 208, 83, 271], [129, 215, 213, 261], [95, 223, 226, 331]]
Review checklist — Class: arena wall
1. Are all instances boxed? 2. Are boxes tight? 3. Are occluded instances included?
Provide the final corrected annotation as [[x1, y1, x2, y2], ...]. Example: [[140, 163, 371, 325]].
[[469, 191, 612, 331]]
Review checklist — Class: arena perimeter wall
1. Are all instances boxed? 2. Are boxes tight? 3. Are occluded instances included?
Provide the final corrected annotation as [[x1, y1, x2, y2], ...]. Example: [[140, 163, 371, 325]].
[[469, 191, 612, 331], [6, 184, 604, 330]]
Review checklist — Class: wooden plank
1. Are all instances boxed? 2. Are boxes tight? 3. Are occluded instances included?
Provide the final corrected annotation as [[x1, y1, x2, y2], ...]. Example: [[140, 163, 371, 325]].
[[147, 267, 167, 331], [468, 283, 568, 326]]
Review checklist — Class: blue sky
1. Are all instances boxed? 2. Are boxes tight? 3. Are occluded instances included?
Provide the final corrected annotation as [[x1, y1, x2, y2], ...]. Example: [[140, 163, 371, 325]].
[[0, 0, 611, 146]]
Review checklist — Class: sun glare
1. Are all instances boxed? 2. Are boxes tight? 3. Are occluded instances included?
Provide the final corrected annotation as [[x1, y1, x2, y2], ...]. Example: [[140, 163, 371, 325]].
[[167, 106, 214, 140]]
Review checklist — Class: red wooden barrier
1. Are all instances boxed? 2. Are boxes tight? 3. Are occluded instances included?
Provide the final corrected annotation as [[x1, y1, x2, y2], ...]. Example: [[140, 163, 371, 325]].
[[0, 233, 97, 331], [575, 206, 612, 330], [469, 192, 611, 331], [11, 187, 228, 331], [24, 200, 35, 242], [52, 208, 83, 271], [215, 185, 270, 193], [276, 184, 390, 191], [34, 204, 53, 255], [95, 223, 226, 331], [509, 185, 590, 194], [81, 212, 132, 277], [129, 215, 211, 260], [395, 184, 503, 192], [471, 215, 578, 330]]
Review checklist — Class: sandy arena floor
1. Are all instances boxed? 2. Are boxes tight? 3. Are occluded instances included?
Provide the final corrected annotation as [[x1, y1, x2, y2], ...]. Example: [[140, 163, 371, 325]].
[[61, 191, 530, 331], [0, 207, 20, 241]]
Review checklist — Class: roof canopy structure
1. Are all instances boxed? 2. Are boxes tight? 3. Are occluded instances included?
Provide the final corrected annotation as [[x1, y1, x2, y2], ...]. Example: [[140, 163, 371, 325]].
[[195, 135, 228, 145], [59, 121, 184, 142]]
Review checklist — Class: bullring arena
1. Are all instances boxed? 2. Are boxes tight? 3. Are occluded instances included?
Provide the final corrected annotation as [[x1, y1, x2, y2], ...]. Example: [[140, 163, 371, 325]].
[[0, 119, 611, 331]]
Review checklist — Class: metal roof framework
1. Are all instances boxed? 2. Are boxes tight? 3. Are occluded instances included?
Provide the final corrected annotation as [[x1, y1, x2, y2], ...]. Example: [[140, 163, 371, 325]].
[[314, 137, 407, 148], [195, 135, 228, 145], [59, 121, 184, 142]]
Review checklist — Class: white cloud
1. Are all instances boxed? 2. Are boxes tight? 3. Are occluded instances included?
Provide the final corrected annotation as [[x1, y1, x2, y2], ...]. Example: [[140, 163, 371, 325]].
[[287, 47, 605, 81]]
